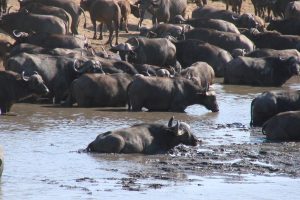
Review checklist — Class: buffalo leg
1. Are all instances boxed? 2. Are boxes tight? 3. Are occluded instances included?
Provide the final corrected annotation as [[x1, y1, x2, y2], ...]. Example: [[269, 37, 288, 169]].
[[99, 23, 103, 40], [105, 23, 114, 45], [71, 16, 79, 35], [124, 16, 129, 33], [92, 20, 97, 39], [120, 17, 124, 30]]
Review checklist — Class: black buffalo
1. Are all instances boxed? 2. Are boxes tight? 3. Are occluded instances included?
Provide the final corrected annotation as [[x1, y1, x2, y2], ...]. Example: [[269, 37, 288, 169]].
[[19, 0, 86, 35], [0, 11, 67, 35], [262, 111, 300, 141], [267, 18, 300, 36], [245, 49, 300, 59], [80, 0, 121, 45], [241, 29, 300, 51], [184, 28, 255, 53], [127, 76, 219, 112], [0, 70, 49, 114], [224, 56, 300, 86], [13, 31, 88, 49], [180, 61, 215, 87], [111, 37, 179, 68], [138, 0, 187, 27], [6, 53, 98, 103], [250, 90, 300, 127], [192, 6, 239, 23], [19, 2, 71, 32], [63, 73, 133, 107], [175, 15, 240, 34], [86, 116, 198, 154], [174, 39, 233, 77]]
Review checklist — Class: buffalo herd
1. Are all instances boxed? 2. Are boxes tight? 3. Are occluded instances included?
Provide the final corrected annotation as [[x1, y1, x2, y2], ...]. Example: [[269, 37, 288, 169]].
[[0, 0, 300, 159]]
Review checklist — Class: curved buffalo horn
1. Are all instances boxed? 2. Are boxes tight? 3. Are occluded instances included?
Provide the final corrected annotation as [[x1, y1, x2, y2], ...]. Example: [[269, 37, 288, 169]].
[[21, 71, 29, 82], [168, 116, 174, 127], [130, 37, 140, 50], [110, 43, 126, 51], [7, 6, 13, 14], [174, 15, 186, 23], [100, 45, 108, 57], [231, 15, 239, 21], [73, 59, 80, 72], [13, 30, 23, 38]]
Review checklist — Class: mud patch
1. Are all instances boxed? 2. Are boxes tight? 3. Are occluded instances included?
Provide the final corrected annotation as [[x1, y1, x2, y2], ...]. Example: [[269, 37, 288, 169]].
[[115, 142, 300, 190]]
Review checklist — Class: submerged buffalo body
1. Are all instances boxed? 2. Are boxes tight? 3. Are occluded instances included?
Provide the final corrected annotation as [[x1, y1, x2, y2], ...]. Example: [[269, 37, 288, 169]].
[[250, 90, 300, 127], [64, 73, 133, 107], [87, 117, 198, 154], [0, 70, 49, 114], [262, 111, 300, 141], [224, 56, 300, 86], [127, 76, 219, 112]]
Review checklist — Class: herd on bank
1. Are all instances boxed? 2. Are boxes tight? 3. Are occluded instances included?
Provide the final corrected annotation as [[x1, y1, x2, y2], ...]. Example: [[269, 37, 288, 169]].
[[0, 0, 299, 163]]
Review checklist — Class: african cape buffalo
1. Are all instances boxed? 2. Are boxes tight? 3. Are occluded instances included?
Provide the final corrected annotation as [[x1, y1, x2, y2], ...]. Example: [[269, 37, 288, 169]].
[[250, 90, 300, 127], [262, 111, 300, 141], [0, 70, 49, 114], [18, 0, 87, 35], [86, 116, 198, 154], [224, 56, 300, 87], [127, 76, 219, 112]]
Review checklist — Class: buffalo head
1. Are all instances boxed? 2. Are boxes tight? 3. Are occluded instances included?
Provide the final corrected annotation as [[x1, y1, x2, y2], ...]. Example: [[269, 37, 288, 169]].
[[196, 84, 219, 112], [110, 37, 140, 61], [167, 116, 198, 146], [282, 56, 300, 76], [174, 15, 186, 24], [73, 59, 105, 74], [22, 71, 49, 95]]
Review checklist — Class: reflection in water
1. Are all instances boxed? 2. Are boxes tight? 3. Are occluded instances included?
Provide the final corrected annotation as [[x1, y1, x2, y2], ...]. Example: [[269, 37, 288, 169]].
[[0, 78, 299, 199]]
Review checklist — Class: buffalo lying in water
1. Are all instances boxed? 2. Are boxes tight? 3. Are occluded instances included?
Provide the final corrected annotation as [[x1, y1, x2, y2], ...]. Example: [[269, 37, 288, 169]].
[[86, 116, 198, 154]]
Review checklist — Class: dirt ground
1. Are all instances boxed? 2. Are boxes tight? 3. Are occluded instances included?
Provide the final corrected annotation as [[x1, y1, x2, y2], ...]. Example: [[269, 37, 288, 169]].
[[3, 0, 300, 191]]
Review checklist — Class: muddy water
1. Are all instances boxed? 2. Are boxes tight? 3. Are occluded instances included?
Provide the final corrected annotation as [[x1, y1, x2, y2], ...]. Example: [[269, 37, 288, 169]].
[[0, 77, 300, 199]]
